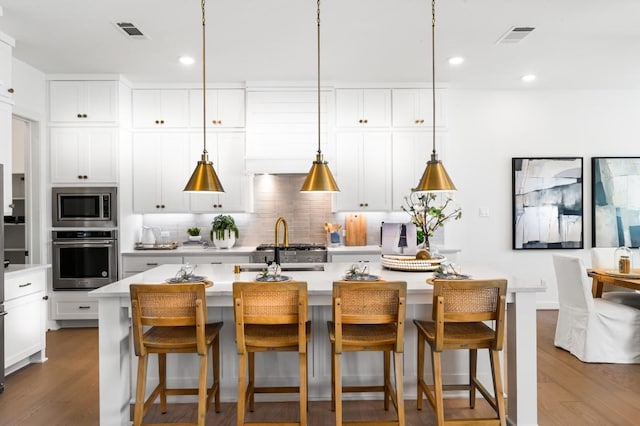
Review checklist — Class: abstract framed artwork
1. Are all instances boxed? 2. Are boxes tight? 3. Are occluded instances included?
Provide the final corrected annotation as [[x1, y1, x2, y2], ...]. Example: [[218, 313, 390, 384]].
[[512, 157, 583, 250], [592, 157, 640, 247]]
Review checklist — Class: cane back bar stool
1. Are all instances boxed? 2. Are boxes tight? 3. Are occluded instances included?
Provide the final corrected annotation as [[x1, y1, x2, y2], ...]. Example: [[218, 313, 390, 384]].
[[414, 278, 507, 426], [327, 280, 407, 426], [129, 282, 223, 426], [232, 280, 310, 426]]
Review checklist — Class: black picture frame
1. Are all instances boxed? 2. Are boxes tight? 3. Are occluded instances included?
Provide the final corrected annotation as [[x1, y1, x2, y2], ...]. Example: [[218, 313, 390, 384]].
[[592, 157, 640, 248], [512, 157, 584, 250]]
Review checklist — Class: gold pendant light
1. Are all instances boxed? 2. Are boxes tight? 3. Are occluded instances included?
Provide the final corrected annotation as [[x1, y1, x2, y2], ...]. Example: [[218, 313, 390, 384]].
[[414, 0, 456, 193], [184, 0, 224, 193], [301, 0, 339, 192]]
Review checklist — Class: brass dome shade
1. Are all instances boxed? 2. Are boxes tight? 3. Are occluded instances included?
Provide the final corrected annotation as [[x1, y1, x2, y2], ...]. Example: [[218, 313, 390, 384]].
[[301, 0, 339, 192], [415, 0, 455, 193], [415, 153, 456, 192], [301, 152, 339, 192], [184, 0, 225, 193], [183, 152, 225, 192]]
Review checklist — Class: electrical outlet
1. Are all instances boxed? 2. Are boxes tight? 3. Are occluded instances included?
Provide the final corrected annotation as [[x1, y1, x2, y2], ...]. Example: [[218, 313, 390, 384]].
[[479, 207, 490, 217]]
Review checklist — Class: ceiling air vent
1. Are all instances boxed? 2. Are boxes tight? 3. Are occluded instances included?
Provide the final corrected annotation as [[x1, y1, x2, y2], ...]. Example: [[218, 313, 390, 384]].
[[113, 22, 148, 40], [496, 26, 535, 44]]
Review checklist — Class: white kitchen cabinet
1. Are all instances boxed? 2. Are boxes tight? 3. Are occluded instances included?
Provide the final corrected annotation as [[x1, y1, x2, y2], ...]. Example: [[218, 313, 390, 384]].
[[391, 88, 447, 129], [50, 291, 98, 321], [189, 132, 247, 212], [189, 89, 245, 128], [132, 132, 191, 213], [335, 89, 390, 128], [50, 127, 118, 184], [132, 89, 190, 128], [183, 254, 250, 265], [0, 34, 14, 102], [4, 267, 47, 373], [49, 80, 118, 123], [335, 132, 391, 211], [0, 101, 12, 214], [122, 255, 184, 278]]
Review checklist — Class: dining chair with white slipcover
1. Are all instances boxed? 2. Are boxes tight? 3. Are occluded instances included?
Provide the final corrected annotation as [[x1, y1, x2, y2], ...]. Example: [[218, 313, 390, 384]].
[[590, 247, 640, 309], [553, 254, 640, 363]]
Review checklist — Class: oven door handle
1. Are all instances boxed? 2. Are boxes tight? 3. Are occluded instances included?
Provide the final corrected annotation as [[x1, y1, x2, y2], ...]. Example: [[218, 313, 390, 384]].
[[53, 241, 115, 246], [0, 311, 8, 317]]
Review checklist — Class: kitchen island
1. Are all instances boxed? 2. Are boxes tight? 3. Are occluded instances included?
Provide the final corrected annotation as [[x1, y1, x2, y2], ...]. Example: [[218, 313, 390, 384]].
[[90, 262, 542, 426]]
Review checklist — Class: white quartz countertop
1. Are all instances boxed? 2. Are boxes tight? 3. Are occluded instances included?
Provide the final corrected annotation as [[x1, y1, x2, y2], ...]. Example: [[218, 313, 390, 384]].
[[121, 245, 459, 256], [89, 262, 543, 304], [4, 264, 51, 278]]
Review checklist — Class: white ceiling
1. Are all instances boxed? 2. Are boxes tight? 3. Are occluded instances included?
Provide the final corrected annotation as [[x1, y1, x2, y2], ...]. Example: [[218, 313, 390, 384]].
[[1, 0, 639, 89]]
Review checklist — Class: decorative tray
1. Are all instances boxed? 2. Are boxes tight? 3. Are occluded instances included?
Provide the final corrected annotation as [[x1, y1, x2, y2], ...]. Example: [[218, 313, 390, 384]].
[[380, 255, 446, 272], [255, 275, 292, 282], [602, 269, 640, 279], [433, 272, 471, 280], [135, 242, 178, 250], [343, 274, 381, 282], [165, 275, 207, 284]]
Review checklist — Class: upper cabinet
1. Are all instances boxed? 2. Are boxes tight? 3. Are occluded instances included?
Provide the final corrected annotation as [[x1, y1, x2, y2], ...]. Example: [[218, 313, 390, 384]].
[[49, 81, 118, 123], [189, 89, 245, 128], [391, 88, 447, 129], [0, 34, 14, 102], [335, 89, 391, 128], [50, 127, 118, 184], [132, 89, 190, 128]]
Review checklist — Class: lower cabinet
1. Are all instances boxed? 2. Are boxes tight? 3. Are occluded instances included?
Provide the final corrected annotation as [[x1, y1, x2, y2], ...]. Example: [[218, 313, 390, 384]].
[[122, 255, 183, 278], [50, 291, 99, 321], [4, 267, 48, 373]]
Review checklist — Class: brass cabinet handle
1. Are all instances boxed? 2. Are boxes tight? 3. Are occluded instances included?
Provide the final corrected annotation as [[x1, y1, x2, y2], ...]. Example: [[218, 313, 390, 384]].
[[7, 88, 14, 93], [363, 119, 368, 123], [18, 282, 32, 288]]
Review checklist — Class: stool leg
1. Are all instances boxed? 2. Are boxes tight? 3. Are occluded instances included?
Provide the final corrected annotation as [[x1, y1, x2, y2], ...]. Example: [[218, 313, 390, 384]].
[[299, 351, 308, 425], [330, 342, 336, 412], [197, 353, 208, 426], [470, 348, 477, 409], [432, 350, 445, 426], [133, 354, 148, 426], [383, 350, 390, 411], [158, 353, 167, 414], [490, 349, 507, 426], [248, 352, 255, 412], [416, 330, 425, 410], [334, 351, 343, 426], [394, 351, 405, 426], [237, 352, 247, 426], [213, 336, 221, 413]]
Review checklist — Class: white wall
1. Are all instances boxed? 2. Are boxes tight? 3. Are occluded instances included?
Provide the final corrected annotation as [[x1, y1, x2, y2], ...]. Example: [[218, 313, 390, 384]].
[[446, 89, 640, 308]]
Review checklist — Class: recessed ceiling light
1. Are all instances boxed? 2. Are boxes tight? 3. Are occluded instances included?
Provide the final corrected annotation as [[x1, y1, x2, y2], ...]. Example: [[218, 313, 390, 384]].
[[522, 74, 536, 83], [179, 56, 195, 66], [448, 56, 464, 66]]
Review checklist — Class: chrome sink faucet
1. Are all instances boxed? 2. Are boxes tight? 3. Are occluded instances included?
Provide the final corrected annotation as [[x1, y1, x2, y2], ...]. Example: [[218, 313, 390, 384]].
[[274, 217, 289, 265]]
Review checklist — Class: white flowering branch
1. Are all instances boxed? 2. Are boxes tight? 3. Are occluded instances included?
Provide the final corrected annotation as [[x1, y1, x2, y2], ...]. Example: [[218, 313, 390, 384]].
[[401, 192, 462, 241]]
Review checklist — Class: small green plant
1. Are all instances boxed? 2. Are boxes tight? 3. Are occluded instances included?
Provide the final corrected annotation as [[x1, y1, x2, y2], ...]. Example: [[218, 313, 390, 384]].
[[211, 215, 239, 240], [187, 226, 201, 236]]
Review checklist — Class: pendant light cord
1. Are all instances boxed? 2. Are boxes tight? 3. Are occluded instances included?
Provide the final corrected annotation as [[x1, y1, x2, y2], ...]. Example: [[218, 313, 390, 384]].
[[431, 0, 436, 157], [316, 0, 322, 156], [201, 0, 208, 155]]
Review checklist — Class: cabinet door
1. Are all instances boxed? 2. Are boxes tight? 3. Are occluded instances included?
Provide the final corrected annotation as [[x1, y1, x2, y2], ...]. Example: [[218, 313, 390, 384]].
[[335, 132, 391, 211], [392, 88, 447, 128], [5, 292, 45, 369], [133, 133, 190, 212], [133, 90, 190, 128], [0, 39, 13, 102], [51, 127, 117, 183], [392, 132, 432, 210], [49, 81, 117, 123], [0, 101, 12, 214], [190, 89, 245, 128], [189, 133, 246, 212], [336, 89, 390, 128]]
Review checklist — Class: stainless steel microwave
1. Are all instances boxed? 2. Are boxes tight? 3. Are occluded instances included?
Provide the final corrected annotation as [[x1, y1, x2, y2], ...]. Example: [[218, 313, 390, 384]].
[[52, 187, 117, 228]]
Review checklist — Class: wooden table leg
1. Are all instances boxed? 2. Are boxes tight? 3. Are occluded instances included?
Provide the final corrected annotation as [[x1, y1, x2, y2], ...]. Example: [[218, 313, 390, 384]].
[[592, 277, 604, 298]]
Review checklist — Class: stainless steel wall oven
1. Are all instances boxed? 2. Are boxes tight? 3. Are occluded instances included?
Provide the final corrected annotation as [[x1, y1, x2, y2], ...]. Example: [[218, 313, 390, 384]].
[[52, 230, 118, 290]]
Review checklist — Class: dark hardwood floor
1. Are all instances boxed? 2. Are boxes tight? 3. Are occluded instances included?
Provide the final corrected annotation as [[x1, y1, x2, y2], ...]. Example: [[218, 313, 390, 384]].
[[0, 310, 638, 425]]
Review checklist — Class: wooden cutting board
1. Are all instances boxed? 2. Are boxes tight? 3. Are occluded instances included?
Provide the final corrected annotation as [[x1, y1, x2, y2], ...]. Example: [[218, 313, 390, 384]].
[[345, 214, 367, 246]]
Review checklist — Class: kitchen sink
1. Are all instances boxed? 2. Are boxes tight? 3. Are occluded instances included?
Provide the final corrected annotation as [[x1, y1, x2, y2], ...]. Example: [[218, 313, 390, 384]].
[[239, 265, 325, 272]]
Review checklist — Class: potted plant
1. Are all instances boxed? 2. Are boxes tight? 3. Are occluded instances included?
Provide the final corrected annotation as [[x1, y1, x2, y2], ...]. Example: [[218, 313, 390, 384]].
[[187, 226, 202, 242], [211, 215, 239, 249]]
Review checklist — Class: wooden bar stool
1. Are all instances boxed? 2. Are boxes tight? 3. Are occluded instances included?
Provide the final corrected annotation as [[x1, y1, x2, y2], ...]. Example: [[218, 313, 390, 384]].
[[327, 280, 407, 426], [233, 280, 310, 426], [414, 278, 507, 426], [129, 282, 222, 426]]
